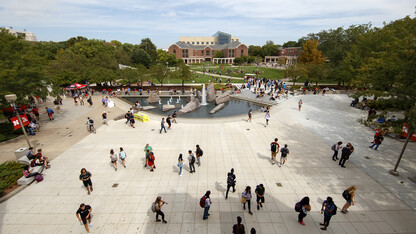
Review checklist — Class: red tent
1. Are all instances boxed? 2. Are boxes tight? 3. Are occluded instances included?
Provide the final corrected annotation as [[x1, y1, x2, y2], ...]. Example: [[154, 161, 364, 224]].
[[63, 83, 87, 90]]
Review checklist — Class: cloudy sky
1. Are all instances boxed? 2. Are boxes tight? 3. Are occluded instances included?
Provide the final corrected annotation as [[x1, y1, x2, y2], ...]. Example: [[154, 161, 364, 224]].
[[0, 0, 414, 48]]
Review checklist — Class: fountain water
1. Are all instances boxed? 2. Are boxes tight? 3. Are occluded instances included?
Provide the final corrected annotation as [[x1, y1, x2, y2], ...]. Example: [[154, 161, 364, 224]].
[[200, 84, 208, 106], [181, 104, 184, 108], [176, 98, 180, 103], [169, 96, 173, 102], [158, 100, 161, 104]]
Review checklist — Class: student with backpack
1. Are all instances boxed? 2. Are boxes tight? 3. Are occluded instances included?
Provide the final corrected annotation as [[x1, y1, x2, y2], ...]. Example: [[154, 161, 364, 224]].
[[369, 135, 383, 150], [147, 150, 156, 172], [339, 143, 354, 168], [152, 196, 168, 223], [225, 168, 236, 199], [320, 197, 336, 230], [270, 138, 280, 164], [295, 196, 311, 225], [195, 145, 203, 166], [232, 216, 245, 234], [45, 107, 54, 121], [201, 191, 211, 220], [280, 144, 289, 167], [23, 165, 42, 182], [341, 185, 357, 213], [188, 150, 196, 173], [331, 141, 342, 161]]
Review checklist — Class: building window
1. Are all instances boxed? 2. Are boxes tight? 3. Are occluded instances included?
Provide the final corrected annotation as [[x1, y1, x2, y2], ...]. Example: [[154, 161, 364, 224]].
[[182, 50, 188, 58], [197, 42, 199, 45], [231, 50, 234, 57], [201, 42, 204, 45], [241, 49, 244, 55], [206, 50, 210, 55], [187, 42, 190, 44], [211, 42, 213, 45], [201, 50, 204, 55], [173, 49, 176, 54], [192, 42, 194, 44], [206, 42, 209, 45]]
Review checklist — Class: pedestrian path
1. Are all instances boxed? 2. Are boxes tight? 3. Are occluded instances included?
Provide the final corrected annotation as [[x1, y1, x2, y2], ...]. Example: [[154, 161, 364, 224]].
[[0, 94, 414, 234]]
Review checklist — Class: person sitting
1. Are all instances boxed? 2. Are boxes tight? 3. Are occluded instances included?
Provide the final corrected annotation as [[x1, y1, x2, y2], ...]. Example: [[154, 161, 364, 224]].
[[23, 165, 41, 178], [350, 98, 359, 107], [35, 149, 50, 168], [25, 147, 36, 160]]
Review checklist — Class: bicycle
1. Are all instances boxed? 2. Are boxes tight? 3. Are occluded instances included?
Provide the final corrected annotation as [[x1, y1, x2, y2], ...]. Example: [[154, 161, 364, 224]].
[[86, 124, 96, 134]]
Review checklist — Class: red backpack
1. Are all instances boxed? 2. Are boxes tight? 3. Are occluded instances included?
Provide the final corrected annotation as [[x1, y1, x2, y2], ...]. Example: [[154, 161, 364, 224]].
[[199, 196, 206, 208]]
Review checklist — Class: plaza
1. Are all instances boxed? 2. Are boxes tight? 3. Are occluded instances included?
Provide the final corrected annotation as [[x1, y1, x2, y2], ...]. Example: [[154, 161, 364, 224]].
[[0, 93, 415, 234]]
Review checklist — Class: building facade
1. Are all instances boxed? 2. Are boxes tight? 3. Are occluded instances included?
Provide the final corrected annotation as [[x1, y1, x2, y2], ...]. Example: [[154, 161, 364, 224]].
[[168, 31, 248, 64], [264, 47, 302, 66], [7, 29, 37, 42]]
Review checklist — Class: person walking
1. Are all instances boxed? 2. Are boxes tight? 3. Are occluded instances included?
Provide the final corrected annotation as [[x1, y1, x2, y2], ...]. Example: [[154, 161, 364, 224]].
[[166, 115, 172, 129], [202, 191, 211, 220], [369, 135, 383, 150], [144, 144, 152, 168], [297, 196, 311, 225], [119, 147, 127, 168], [195, 145, 203, 166], [172, 111, 178, 123], [270, 138, 280, 164], [102, 111, 108, 125], [110, 149, 117, 171], [339, 143, 354, 168], [188, 150, 196, 173], [177, 154, 184, 176], [340, 185, 357, 213], [247, 109, 252, 122], [225, 168, 236, 199], [79, 168, 93, 195], [298, 99, 303, 111], [45, 107, 54, 121], [153, 196, 168, 223], [87, 96, 93, 106], [160, 118, 167, 133], [331, 141, 342, 161], [129, 113, 135, 128], [265, 111, 270, 127], [76, 203, 92, 233], [255, 184, 265, 210], [242, 186, 253, 215], [147, 150, 156, 172], [320, 197, 336, 230], [280, 144, 289, 167], [233, 216, 246, 234]]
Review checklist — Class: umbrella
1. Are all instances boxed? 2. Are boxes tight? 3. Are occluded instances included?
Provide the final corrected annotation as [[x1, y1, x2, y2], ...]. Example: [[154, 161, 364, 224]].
[[63, 83, 87, 90]]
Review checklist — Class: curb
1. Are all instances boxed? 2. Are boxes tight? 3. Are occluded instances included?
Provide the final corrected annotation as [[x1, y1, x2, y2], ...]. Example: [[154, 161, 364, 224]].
[[0, 184, 27, 203]]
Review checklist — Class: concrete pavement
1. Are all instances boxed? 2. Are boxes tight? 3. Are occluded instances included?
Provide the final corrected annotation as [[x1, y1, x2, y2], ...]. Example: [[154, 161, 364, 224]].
[[0, 94, 415, 234]]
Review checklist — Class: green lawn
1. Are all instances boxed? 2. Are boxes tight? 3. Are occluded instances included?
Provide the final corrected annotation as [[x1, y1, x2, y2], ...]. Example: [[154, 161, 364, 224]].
[[0, 161, 24, 197], [191, 65, 285, 80], [150, 73, 245, 84]]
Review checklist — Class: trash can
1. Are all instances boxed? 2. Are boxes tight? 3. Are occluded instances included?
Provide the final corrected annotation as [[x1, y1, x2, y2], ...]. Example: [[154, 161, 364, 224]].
[[14, 148, 27, 160]]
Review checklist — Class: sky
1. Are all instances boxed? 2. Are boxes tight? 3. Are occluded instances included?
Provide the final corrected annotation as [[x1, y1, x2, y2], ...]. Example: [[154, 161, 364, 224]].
[[0, 0, 414, 49]]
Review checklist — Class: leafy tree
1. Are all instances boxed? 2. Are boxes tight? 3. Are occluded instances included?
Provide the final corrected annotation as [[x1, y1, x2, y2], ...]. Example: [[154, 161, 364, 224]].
[[233, 57, 244, 65], [139, 38, 157, 64], [119, 65, 148, 86], [262, 41, 280, 57], [282, 41, 299, 48], [213, 51, 224, 58], [248, 45, 263, 57], [0, 28, 48, 106], [157, 49, 179, 66], [131, 48, 152, 68], [299, 40, 326, 64], [174, 63, 193, 87], [150, 65, 168, 86], [286, 63, 306, 85], [247, 56, 256, 64]]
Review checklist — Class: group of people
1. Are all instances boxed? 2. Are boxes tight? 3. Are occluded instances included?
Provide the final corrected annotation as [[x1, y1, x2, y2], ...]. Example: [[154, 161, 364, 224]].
[[270, 138, 290, 166], [331, 141, 355, 168], [176, 145, 203, 175], [22, 148, 51, 182], [109, 148, 128, 171]]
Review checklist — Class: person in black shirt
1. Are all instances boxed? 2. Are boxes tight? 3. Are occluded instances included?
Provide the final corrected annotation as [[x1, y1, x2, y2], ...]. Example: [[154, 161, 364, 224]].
[[79, 168, 93, 195], [76, 203, 92, 233], [298, 196, 311, 225], [166, 115, 172, 129], [255, 184, 265, 210], [232, 216, 245, 234], [172, 111, 177, 123], [225, 168, 236, 199], [196, 145, 203, 166]]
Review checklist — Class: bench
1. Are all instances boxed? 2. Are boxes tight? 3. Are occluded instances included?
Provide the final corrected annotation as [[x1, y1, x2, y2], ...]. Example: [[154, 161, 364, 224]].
[[16, 166, 44, 185], [17, 156, 31, 165]]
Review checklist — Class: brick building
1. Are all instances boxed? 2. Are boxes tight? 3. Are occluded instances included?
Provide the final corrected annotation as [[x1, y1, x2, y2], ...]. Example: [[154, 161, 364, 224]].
[[168, 31, 248, 64]]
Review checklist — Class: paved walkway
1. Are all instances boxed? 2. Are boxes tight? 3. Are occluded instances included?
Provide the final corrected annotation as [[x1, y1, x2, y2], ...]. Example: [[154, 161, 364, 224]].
[[0, 94, 415, 234]]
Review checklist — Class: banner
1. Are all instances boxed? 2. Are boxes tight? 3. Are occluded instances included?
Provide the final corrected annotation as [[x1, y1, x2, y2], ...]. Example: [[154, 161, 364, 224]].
[[11, 114, 29, 130], [402, 123, 416, 142]]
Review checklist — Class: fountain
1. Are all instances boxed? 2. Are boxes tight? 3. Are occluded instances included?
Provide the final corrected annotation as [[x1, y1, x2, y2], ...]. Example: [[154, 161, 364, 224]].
[[167, 100, 170, 105], [181, 104, 184, 108], [176, 98, 180, 103], [158, 100, 161, 104], [200, 84, 208, 106]]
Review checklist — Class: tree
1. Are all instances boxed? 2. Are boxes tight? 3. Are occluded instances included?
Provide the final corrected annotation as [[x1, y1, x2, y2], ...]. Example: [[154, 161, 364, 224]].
[[119, 65, 148, 87], [282, 41, 299, 48], [233, 57, 244, 65], [286, 63, 306, 85], [174, 63, 193, 87], [262, 41, 279, 57], [150, 65, 168, 86], [299, 40, 326, 64], [131, 48, 152, 68], [213, 51, 224, 58], [248, 45, 263, 57], [139, 38, 157, 64], [157, 49, 179, 66], [0, 28, 48, 106]]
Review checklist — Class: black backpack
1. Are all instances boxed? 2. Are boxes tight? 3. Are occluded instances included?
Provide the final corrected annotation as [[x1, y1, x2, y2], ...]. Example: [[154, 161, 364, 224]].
[[271, 143, 277, 152], [342, 190, 351, 201], [191, 155, 195, 163], [89, 119, 94, 124], [332, 205, 337, 215], [199, 149, 203, 156], [227, 174, 234, 185]]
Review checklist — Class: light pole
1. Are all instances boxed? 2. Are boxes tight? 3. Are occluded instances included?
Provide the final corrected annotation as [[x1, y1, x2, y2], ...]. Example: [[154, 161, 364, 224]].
[[166, 62, 170, 84], [5, 94, 32, 148]]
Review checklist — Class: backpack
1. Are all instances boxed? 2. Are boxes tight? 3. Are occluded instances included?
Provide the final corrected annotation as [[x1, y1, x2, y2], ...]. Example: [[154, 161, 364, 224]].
[[294, 202, 301, 212], [148, 153, 155, 162], [30, 160, 35, 167], [199, 196, 206, 208], [89, 119, 94, 124], [227, 174, 234, 185], [271, 143, 277, 152], [342, 190, 351, 200], [35, 174, 43, 182], [332, 205, 337, 215], [331, 144, 336, 151], [191, 155, 195, 164], [199, 149, 203, 156], [151, 202, 157, 212]]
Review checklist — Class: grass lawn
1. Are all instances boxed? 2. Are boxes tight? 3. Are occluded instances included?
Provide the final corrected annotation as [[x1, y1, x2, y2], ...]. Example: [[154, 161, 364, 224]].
[[150, 73, 245, 84], [0, 161, 24, 197], [191, 65, 285, 80]]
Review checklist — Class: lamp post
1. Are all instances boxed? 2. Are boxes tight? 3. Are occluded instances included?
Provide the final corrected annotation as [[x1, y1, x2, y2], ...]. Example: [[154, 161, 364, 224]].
[[5, 94, 32, 148], [166, 62, 170, 84]]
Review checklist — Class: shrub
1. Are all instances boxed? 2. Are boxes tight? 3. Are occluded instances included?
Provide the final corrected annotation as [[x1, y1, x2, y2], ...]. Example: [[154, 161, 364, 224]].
[[0, 161, 24, 197]]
